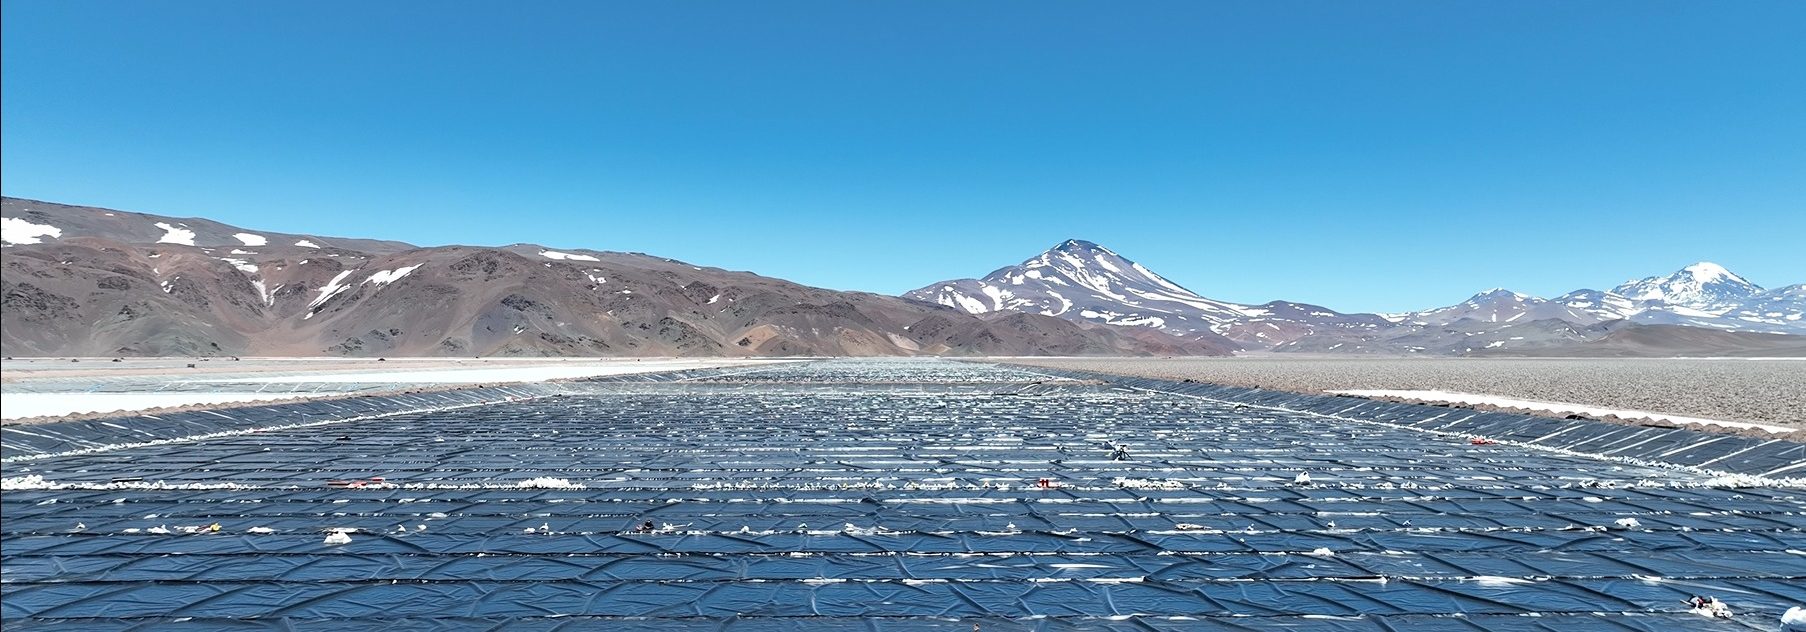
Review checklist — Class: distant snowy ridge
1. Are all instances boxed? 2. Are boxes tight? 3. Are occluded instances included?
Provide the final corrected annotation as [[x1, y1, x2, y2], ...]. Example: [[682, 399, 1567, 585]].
[[1297, 261, 1803, 339], [909, 242, 1804, 352], [1546, 262, 1799, 334], [1392, 288, 1599, 327]]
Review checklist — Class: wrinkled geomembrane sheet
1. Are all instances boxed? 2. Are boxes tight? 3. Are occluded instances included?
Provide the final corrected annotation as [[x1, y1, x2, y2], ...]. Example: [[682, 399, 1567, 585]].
[[1019, 370, 1806, 479], [0, 365, 771, 459], [2, 358, 1800, 630], [0, 614, 1774, 632], [0, 386, 553, 458]]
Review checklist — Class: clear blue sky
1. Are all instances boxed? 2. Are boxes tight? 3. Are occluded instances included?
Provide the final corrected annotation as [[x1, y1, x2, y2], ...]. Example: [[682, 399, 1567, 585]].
[[4, 1, 1802, 313]]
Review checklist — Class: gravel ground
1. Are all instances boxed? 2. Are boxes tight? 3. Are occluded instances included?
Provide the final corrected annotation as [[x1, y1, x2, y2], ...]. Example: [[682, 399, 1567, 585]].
[[1000, 356, 1806, 427]]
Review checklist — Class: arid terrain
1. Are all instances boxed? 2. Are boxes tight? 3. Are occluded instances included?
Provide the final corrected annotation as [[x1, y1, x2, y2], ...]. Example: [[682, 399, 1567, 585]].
[[2, 198, 1231, 358]]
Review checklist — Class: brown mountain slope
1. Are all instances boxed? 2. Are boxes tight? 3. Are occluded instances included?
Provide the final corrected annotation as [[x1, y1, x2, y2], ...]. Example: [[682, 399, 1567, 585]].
[[1, 198, 1235, 357]]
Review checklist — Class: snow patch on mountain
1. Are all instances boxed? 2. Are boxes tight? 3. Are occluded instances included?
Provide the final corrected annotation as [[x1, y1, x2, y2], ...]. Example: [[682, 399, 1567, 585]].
[[1, 217, 62, 245], [938, 286, 986, 314], [364, 264, 422, 286], [1724, 284, 1806, 327], [540, 250, 601, 262], [233, 232, 268, 246], [219, 258, 259, 274], [308, 270, 356, 310], [154, 222, 196, 246], [1556, 289, 1641, 321]]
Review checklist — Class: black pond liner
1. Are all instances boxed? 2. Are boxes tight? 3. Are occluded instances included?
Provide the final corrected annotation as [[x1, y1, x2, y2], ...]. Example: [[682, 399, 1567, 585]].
[[1, 385, 554, 459], [1015, 367, 1806, 480], [1, 362, 770, 459], [1, 359, 1799, 630]]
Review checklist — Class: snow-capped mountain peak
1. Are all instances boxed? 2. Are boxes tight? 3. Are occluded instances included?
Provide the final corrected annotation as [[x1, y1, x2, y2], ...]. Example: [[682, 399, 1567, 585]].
[[1680, 261, 1745, 284], [1011, 239, 1207, 302], [1610, 261, 1763, 314], [907, 239, 1255, 333], [1053, 238, 1112, 254], [1470, 288, 1531, 302], [906, 239, 1395, 350]]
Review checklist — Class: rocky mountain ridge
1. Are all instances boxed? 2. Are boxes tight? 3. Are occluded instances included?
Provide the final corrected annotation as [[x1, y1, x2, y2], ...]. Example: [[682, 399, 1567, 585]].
[[1, 198, 1231, 357]]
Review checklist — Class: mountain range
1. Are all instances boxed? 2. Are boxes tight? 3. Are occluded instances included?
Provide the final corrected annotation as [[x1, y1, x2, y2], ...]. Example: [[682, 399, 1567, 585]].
[[908, 240, 1805, 355], [0, 198, 1229, 357], [4, 197, 1800, 357]]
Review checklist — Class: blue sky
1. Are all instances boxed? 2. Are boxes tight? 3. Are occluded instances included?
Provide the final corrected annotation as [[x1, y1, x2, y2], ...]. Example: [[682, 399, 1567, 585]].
[[4, 1, 1802, 313]]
